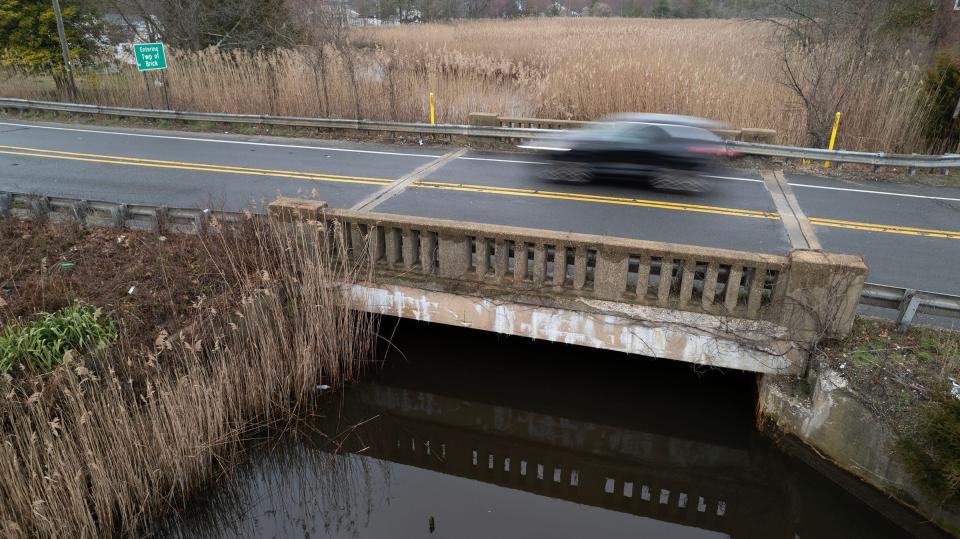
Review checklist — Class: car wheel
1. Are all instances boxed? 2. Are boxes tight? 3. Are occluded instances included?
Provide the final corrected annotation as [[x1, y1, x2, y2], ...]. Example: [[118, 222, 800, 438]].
[[652, 172, 710, 193], [548, 162, 592, 184]]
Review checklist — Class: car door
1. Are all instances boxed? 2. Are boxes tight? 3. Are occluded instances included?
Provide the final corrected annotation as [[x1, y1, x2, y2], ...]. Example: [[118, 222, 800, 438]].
[[603, 123, 666, 177]]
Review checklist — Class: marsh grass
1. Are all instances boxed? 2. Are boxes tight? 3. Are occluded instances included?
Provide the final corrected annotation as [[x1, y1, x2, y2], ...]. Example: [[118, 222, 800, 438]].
[[0, 214, 378, 538], [0, 18, 932, 153]]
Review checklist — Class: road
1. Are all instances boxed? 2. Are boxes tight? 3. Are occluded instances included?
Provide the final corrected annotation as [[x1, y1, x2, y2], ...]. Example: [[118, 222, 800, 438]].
[[1, 119, 958, 299]]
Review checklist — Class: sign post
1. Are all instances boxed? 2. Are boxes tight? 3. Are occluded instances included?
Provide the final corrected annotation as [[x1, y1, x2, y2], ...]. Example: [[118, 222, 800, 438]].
[[132, 43, 169, 110]]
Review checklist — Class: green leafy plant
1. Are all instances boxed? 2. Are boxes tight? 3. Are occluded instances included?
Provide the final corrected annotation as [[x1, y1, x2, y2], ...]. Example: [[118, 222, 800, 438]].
[[0, 303, 117, 375]]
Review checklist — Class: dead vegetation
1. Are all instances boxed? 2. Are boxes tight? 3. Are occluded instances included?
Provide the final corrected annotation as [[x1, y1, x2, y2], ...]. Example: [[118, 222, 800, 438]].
[[821, 318, 960, 430], [0, 216, 378, 537], [0, 18, 934, 153]]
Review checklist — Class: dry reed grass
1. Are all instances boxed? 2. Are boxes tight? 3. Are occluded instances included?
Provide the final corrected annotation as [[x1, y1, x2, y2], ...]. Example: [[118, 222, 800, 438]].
[[0, 214, 378, 538], [0, 18, 932, 152]]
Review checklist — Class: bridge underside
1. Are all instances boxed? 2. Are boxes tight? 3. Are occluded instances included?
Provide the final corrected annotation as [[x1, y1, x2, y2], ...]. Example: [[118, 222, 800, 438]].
[[347, 281, 804, 375]]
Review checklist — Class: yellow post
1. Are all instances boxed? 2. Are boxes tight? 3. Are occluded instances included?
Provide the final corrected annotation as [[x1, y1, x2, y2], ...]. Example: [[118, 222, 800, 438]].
[[825, 112, 841, 169], [429, 92, 436, 125]]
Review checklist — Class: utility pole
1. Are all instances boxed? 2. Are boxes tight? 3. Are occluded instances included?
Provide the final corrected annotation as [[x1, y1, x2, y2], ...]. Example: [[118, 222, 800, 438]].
[[51, 0, 77, 101]]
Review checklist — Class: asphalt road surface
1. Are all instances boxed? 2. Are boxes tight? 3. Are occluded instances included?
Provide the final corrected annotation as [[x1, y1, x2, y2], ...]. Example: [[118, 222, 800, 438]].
[[1, 119, 958, 302]]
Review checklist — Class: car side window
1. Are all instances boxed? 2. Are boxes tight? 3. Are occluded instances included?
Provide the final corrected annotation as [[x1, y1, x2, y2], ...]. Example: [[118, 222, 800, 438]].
[[620, 124, 663, 144]]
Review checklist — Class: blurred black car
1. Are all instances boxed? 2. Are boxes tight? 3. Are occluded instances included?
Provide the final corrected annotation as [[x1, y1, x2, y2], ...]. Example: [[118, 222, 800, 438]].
[[520, 114, 738, 191]]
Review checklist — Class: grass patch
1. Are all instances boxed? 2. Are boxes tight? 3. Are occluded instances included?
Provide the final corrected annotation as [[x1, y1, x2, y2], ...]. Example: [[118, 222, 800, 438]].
[[898, 397, 960, 504], [0, 302, 116, 376]]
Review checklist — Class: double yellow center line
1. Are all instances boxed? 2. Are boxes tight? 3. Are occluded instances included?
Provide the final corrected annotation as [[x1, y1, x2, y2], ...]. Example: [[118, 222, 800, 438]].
[[0, 145, 393, 187], [2, 145, 957, 241]]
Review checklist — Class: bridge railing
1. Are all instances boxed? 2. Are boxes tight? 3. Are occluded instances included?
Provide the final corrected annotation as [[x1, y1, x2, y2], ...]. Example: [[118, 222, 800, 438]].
[[287, 205, 791, 321], [2, 97, 955, 172], [270, 199, 871, 341]]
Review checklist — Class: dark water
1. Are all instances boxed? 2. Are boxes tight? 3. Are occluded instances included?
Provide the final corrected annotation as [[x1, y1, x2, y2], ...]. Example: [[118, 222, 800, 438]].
[[164, 320, 944, 539]]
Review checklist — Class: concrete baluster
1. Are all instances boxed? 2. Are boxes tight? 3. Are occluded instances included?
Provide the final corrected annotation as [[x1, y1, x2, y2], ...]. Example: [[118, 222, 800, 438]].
[[678, 259, 696, 308], [593, 249, 628, 301], [702, 262, 719, 312], [553, 245, 567, 287], [635, 254, 651, 299], [723, 265, 744, 314], [494, 239, 509, 280], [420, 231, 437, 275], [573, 247, 587, 290], [657, 258, 674, 306], [475, 237, 490, 277], [746, 266, 766, 318], [385, 228, 401, 268], [401, 228, 419, 270], [438, 232, 471, 279], [350, 222, 366, 261], [514, 241, 529, 283], [532, 244, 547, 285], [367, 225, 383, 265]]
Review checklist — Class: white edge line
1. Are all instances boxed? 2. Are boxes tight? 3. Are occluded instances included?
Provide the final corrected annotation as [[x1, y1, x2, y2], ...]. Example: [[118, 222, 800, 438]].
[[788, 182, 960, 203], [459, 156, 547, 165], [0, 121, 442, 159], [699, 174, 764, 184]]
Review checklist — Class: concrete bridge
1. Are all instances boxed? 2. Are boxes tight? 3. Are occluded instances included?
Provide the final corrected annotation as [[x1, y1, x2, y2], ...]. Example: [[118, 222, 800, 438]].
[[271, 198, 867, 375]]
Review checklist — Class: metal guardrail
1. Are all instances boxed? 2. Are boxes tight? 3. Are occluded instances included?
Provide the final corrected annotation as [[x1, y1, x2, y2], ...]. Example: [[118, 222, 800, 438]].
[[724, 141, 960, 174], [2, 190, 956, 330], [0, 98, 552, 139], [2, 97, 958, 172], [860, 282, 960, 330]]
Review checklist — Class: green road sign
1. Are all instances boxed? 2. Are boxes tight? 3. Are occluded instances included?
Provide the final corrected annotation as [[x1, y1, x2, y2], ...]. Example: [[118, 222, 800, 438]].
[[133, 43, 167, 71]]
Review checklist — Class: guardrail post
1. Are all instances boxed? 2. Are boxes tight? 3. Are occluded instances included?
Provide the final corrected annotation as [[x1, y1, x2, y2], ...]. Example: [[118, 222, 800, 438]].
[[0, 192, 10, 218], [155, 206, 169, 233], [110, 204, 128, 228], [896, 289, 920, 332], [194, 209, 210, 234], [30, 196, 51, 219]]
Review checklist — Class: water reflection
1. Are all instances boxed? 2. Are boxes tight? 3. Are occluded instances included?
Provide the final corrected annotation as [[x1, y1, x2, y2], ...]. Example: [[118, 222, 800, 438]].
[[164, 321, 940, 539]]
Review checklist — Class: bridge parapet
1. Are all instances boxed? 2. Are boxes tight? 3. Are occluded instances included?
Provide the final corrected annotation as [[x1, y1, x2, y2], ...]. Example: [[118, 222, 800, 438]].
[[270, 198, 866, 352]]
